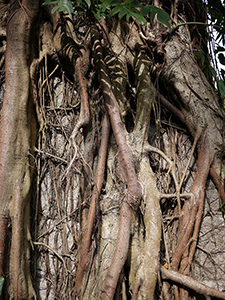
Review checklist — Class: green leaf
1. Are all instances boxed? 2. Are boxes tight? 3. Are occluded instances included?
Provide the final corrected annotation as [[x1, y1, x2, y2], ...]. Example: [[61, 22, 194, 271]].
[[200, 49, 205, 66], [140, 4, 155, 16], [0, 277, 4, 296], [140, 5, 171, 29], [219, 53, 225, 66], [126, 12, 133, 22], [111, 5, 123, 16], [218, 80, 225, 97], [209, 65, 217, 78], [132, 11, 146, 24], [93, 9, 101, 20], [130, 0, 142, 8], [150, 10, 157, 24], [51, 5, 60, 14], [102, 0, 114, 5], [84, 0, 91, 8], [156, 11, 171, 29], [118, 7, 129, 19], [42, 0, 59, 6]]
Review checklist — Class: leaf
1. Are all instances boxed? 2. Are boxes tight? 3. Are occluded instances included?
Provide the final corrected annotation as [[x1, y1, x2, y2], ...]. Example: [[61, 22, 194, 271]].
[[209, 65, 217, 78], [219, 53, 225, 66], [130, 0, 142, 8], [156, 10, 171, 30], [0, 277, 4, 296], [93, 9, 101, 20], [150, 10, 157, 23], [42, 0, 59, 6], [140, 4, 155, 16], [132, 11, 146, 24], [140, 5, 171, 29], [200, 49, 205, 66], [51, 5, 60, 14], [218, 80, 225, 97], [102, 0, 114, 5], [84, 0, 91, 8], [111, 5, 124, 16]]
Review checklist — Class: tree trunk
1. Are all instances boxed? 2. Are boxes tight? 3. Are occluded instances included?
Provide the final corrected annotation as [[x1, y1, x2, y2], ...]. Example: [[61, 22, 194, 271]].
[[0, 0, 225, 299]]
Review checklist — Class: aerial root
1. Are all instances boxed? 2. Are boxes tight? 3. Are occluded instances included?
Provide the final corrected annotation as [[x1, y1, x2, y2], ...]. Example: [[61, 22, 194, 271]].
[[73, 114, 110, 297], [161, 266, 225, 299]]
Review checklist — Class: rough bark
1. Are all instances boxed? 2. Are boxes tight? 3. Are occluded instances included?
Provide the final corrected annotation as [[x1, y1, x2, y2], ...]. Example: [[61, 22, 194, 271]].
[[0, 1, 39, 299], [0, 0, 225, 299]]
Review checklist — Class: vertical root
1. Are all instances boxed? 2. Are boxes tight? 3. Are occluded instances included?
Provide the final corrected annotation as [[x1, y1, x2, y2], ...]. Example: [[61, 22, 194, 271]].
[[171, 131, 211, 299], [74, 114, 110, 296], [0, 215, 7, 277], [10, 185, 22, 300]]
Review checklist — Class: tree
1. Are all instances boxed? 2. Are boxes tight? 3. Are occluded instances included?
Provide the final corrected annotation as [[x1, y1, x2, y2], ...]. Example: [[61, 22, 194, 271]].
[[0, 0, 225, 299]]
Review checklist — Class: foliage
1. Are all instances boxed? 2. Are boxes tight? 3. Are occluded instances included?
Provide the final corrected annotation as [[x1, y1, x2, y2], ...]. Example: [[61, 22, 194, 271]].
[[42, 0, 74, 16], [0, 277, 4, 296], [42, 0, 172, 28]]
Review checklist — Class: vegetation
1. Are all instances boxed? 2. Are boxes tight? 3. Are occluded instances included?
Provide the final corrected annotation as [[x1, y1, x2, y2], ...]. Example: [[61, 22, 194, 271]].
[[0, 0, 225, 299]]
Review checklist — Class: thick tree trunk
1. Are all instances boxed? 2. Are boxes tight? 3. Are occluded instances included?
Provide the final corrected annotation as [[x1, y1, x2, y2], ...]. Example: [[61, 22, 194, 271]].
[[0, 1, 39, 299], [0, 0, 225, 299]]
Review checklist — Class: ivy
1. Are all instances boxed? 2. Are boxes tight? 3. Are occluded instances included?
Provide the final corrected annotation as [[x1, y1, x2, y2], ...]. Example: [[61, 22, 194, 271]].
[[42, 0, 172, 28]]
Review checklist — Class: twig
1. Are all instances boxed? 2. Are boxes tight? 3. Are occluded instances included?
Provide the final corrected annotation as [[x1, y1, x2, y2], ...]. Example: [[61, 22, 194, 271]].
[[33, 241, 70, 290], [36, 208, 79, 240]]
